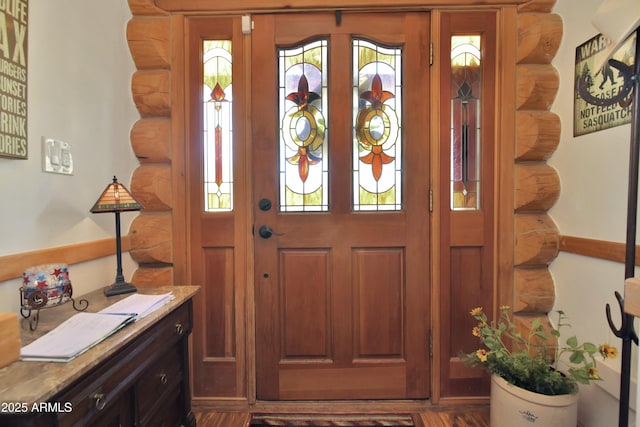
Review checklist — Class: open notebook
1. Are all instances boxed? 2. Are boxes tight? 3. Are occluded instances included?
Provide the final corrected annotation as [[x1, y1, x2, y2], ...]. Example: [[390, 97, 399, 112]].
[[20, 292, 173, 362]]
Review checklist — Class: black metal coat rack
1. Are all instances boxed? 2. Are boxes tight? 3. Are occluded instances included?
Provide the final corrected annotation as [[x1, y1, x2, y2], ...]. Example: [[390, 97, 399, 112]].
[[579, 26, 640, 427]]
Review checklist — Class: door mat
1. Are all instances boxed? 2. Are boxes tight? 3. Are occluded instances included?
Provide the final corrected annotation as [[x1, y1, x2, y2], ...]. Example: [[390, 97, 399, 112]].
[[250, 414, 414, 426]]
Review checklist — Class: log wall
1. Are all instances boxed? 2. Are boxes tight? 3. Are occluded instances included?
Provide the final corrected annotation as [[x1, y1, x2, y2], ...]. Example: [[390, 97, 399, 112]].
[[513, 0, 562, 335], [127, 1, 174, 286], [125, 0, 563, 395]]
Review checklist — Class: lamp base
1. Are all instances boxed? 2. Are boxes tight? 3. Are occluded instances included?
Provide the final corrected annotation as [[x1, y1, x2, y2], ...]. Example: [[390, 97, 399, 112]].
[[104, 281, 137, 297]]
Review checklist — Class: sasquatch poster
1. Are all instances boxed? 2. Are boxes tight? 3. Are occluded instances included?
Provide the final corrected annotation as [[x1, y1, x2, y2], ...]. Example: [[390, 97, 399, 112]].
[[574, 31, 635, 137]]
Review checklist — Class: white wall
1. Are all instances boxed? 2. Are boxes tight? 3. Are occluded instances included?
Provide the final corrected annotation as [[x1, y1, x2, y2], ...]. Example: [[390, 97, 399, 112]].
[[0, 1, 139, 313], [1, 0, 638, 421], [550, 0, 637, 425]]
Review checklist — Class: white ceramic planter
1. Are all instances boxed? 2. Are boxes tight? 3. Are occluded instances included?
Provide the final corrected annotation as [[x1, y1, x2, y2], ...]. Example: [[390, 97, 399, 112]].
[[490, 374, 578, 427]]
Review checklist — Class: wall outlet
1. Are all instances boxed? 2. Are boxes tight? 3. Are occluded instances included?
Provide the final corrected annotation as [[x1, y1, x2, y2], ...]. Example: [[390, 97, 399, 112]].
[[43, 138, 73, 175]]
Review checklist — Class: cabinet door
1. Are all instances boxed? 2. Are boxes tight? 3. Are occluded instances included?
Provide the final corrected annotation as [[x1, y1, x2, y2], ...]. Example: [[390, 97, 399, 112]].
[[137, 345, 186, 425], [60, 390, 133, 427], [140, 389, 184, 427]]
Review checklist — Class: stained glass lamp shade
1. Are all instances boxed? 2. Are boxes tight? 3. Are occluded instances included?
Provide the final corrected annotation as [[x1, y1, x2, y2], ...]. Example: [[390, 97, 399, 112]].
[[90, 176, 143, 296]]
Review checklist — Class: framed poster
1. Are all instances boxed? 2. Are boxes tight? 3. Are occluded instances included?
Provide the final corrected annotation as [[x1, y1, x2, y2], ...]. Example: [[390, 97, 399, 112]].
[[0, 0, 28, 159], [574, 31, 636, 137]]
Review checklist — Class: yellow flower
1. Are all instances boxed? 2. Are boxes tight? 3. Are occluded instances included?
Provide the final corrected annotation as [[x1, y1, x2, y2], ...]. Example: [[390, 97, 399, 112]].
[[499, 305, 510, 311], [470, 307, 483, 316], [476, 349, 488, 362], [472, 326, 480, 337], [588, 367, 599, 379], [600, 344, 618, 359]]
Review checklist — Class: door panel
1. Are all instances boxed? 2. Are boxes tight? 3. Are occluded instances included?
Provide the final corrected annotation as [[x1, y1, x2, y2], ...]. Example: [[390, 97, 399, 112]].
[[280, 249, 331, 358], [354, 248, 404, 358], [252, 12, 430, 400], [187, 17, 248, 399], [438, 11, 497, 398]]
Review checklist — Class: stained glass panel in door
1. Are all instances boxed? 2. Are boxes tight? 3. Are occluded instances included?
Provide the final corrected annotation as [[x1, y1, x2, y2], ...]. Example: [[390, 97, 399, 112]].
[[278, 40, 329, 212], [353, 39, 402, 211]]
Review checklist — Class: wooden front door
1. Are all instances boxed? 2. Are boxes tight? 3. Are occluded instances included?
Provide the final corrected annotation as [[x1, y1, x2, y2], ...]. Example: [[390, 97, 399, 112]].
[[252, 12, 431, 400]]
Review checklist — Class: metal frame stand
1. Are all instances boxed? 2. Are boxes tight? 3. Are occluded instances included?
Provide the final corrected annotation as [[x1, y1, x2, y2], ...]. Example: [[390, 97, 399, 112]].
[[578, 27, 640, 427]]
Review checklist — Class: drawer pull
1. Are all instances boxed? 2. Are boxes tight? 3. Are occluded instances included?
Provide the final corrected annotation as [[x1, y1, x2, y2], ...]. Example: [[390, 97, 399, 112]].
[[91, 392, 106, 411], [175, 322, 184, 335], [159, 373, 168, 385]]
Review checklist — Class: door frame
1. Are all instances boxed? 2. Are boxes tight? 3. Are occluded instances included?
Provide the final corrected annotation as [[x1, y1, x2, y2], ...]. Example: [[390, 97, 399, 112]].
[[163, 3, 518, 407]]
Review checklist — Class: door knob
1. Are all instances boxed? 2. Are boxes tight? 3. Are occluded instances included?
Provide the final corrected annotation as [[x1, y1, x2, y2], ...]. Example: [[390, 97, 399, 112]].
[[258, 225, 273, 239]]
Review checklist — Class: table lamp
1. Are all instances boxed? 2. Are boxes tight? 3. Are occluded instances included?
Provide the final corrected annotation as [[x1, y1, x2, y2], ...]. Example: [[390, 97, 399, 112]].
[[90, 176, 143, 296]]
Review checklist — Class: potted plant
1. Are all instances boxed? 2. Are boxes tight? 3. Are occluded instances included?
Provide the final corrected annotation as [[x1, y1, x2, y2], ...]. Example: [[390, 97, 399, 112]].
[[461, 306, 618, 427]]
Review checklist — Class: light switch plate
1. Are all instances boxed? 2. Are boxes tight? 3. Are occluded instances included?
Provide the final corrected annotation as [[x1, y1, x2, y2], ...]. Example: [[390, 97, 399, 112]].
[[42, 138, 73, 175]]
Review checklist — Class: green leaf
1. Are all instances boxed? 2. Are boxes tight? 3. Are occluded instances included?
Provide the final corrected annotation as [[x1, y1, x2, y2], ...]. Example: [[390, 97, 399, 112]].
[[569, 368, 591, 384], [566, 336, 578, 348], [583, 342, 598, 353], [569, 351, 585, 364]]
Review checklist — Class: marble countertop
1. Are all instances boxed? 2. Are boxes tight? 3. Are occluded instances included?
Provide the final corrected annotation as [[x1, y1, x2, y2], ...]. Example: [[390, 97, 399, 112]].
[[0, 285, 200, 405]]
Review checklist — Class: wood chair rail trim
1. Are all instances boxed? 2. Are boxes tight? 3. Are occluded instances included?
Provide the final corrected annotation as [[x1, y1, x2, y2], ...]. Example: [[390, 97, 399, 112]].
[[559, 235, 640, 266], [0, 236, 131, 283], [0, 234, 632, 284]]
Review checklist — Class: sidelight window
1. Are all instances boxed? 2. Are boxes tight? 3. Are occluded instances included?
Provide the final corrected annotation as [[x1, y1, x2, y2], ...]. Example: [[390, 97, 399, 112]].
[[450, 35, 481, 211], [203, 40, 234, 212]]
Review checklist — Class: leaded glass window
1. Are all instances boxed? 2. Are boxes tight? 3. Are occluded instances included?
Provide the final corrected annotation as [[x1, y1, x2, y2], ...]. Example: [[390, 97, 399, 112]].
[[450, 35, 481, 211], [353, 39, 402, 212], [203, 40, 233, 212], [278, 40, 329, 212]]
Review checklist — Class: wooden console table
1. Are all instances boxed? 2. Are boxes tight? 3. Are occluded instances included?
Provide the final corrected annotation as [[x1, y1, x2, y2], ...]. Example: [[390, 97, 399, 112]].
[[0, 285, 200, 427]]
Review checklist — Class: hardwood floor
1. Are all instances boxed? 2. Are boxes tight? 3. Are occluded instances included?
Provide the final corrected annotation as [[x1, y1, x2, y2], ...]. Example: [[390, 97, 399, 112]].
[[193, 406, 490, 427], [414, 406, 490, 427], [194, 410, 252, 427]]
